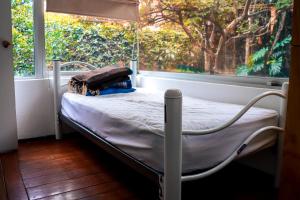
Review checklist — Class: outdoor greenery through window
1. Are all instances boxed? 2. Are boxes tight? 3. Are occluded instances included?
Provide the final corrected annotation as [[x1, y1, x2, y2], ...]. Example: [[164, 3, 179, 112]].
[[139, 0, 293, 77], [12, 0, 34, 77], [45, 14, 138, 71], [12, 0, 293, 78]]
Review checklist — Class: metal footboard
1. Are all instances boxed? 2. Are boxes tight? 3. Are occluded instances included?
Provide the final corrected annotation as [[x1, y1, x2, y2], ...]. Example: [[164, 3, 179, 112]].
[[183, 91, 286, 136], [181, 126, 283, 182], [163, 83, 288, 200]]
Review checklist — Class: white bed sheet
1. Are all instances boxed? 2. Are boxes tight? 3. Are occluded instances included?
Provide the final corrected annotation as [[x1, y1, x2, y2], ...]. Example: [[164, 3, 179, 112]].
[[61, 88, 279, 173]]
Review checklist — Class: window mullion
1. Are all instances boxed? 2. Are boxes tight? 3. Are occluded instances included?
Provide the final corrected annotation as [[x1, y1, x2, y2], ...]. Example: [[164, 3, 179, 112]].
[[33, 0, 46, 78]]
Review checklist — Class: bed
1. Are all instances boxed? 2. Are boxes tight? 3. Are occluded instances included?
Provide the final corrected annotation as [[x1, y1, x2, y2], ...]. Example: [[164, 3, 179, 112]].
[[53, 61, 288, 200], [61, 88, 278, 174]]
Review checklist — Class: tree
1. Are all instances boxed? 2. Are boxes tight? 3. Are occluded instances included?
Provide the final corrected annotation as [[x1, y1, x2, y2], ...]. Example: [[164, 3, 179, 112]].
[[141, 0, 293, 75]]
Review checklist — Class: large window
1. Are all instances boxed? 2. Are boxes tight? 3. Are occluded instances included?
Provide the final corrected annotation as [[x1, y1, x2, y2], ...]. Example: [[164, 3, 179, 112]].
[[139, 0, 293, 78], [45, 13, 138, 71], [11, 0, 34, 77], [11, 0, 293, 80]]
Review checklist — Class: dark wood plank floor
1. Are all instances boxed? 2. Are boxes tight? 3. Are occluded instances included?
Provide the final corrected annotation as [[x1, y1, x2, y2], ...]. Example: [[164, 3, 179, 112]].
[[0, 156, 8, 200], [0, 134, 278, 200]]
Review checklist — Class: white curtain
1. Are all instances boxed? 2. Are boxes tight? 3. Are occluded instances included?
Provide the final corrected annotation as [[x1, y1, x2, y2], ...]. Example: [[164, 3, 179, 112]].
[[46, 0, 139, 21]]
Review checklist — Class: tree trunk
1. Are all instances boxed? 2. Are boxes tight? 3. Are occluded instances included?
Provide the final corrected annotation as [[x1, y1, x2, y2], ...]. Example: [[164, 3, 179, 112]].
[[264, 11, 287, 67], [204, 39, 210, 72], [214, 36, 225, 73], [232, 38, 237, 69], [245, 37, 251, 64], [203, 24, 214, 74], [245, 16, 253, 65], [204, 51, 215, 74], [214, 48, 225, 73]]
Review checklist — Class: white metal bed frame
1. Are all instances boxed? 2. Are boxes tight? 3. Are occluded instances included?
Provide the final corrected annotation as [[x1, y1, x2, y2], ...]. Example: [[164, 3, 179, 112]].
[[52, 60, 288, 200]]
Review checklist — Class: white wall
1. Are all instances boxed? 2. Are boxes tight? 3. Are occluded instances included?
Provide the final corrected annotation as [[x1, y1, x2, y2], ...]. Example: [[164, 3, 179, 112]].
[[138, 76, 283, 112], [0, 0, 18, 152], [15, 79, 55, 139]]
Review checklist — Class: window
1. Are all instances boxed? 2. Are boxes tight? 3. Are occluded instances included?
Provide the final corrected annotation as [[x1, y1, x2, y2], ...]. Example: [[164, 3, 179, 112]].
[[11, 0, 35, 77], [45, 13, 138, 71], [139, 0, 293, 78], [11, 0, 293, 81]]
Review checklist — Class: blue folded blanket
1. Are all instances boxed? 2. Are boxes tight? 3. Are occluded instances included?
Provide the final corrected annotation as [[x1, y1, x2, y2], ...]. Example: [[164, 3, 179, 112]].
[[98, 88, 136, 96], [86, 80, 135, 96]]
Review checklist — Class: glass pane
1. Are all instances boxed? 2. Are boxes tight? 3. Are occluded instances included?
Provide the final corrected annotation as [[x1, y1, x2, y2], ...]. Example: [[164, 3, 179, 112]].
[[45, 13, 138, 71], [11, 0, 34, 77], [139, 0, 293, 78]]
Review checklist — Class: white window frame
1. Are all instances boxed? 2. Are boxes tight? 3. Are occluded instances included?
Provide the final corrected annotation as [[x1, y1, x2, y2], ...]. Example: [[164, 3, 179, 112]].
[[14, 0, 46, 79], [33, 0, 46, 78], [139, 71, 289, 89]]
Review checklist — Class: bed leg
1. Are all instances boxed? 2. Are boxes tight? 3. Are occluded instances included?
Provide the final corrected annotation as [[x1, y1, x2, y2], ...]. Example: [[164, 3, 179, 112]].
[[275, 82, 289, 188], [164, 89, 182, 200], [53, 60, 62, 140], [275, 134, 284, 188], [54, 112, 62, 140], [158, 175, 164, 200]]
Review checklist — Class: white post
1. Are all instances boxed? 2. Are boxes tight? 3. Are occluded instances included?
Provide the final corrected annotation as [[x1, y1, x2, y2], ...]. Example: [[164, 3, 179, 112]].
[[275, 82, 289, 187], [53, 60, 62, 139], [33, 0, 46, 78], [130, 60, 137, 88], [164, 89, 182, 200], [279, 82, 289, 128]]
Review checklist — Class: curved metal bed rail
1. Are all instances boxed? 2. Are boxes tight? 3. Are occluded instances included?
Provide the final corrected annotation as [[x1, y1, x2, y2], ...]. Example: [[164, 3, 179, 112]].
[[181, 126, 284, 182], [59, 61, 98, 70], [164, 84, 288, 200], [53, 60, 98, 139], [183, 91, 286, 136]]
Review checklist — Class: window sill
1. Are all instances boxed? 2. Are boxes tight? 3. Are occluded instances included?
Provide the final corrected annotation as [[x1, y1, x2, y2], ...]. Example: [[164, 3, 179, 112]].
[[139, 71, 288, 89], [14, 77, 45, 81], [45, 70, 288, 90]]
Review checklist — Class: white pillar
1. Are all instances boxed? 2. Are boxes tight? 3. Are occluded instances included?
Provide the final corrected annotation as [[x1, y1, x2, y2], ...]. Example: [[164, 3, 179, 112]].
[[164, 89, 182, 200], [130, 60, 137, 87], [275, 82, 289, 187], [53, 60, 61, 139], [33, 0, 46, 78], [279, 82, 289, 128]]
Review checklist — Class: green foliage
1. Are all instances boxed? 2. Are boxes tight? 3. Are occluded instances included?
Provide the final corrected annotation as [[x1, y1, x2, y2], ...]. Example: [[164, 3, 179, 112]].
[[236, 35, 291, 77], [139, 28, 201, 72], [275, 0, 293, 9], [12, 0, 34, 76], [250, 48, 269, 64], [13, 1, 197, 74], [45, 19, 136, 70], [236, 65, 250, 77]]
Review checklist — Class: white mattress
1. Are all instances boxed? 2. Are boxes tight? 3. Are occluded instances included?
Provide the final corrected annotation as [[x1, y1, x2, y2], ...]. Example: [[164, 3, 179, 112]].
[[61, 88, 279, 173]]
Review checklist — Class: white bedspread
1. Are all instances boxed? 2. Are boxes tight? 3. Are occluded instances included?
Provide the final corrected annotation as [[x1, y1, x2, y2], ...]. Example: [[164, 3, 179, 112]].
[[61, 88, 278, 173]]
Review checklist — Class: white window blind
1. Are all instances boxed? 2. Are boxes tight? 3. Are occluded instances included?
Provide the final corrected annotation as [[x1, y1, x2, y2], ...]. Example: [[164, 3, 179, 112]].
[[46, 0, 139, 21]]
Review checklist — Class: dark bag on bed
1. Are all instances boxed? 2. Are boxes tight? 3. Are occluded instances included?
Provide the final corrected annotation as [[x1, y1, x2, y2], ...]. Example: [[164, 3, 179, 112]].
[[72, 65, 132, 89], [68, 65, 133, 95]]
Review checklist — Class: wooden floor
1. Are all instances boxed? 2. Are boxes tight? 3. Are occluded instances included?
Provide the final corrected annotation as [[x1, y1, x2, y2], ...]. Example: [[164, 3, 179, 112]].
[[0, 134, 278, 200]]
